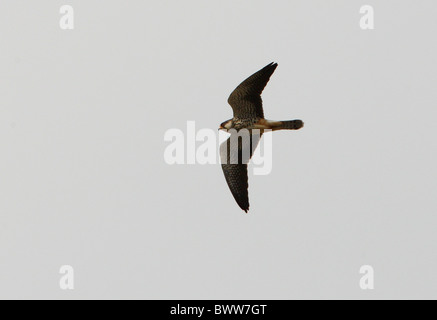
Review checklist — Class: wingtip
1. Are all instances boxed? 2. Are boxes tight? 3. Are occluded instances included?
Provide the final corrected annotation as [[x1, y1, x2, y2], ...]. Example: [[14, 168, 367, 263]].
[[268, 62, 278, 71], [264, 62, 277, 69], [238, 204, 249, 213], [242, 205, 249, 213]]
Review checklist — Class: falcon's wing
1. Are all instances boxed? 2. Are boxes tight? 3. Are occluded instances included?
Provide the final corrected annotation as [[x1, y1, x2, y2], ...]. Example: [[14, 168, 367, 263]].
[[227, 62, 278, 120], [219, 130, 262, 212], [221, 164, 249, 212]]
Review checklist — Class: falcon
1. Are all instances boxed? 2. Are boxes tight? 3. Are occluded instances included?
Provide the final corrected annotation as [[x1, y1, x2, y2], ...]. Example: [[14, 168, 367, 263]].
[[219, 62, 303, 213]]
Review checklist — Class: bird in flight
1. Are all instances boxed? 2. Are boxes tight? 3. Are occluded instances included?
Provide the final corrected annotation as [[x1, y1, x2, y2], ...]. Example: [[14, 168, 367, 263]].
[[219, 62, 303, 213]]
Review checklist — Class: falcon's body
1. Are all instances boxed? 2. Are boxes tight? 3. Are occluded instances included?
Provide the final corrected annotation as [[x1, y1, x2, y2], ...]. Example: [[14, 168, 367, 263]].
[[219, 62, 303, 213]]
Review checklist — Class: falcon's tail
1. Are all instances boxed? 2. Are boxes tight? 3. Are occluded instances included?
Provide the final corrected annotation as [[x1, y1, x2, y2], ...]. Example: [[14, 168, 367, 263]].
[[275, 119, 304, 130], [253, 119, 304, 131], [261, 119, 303, 131]]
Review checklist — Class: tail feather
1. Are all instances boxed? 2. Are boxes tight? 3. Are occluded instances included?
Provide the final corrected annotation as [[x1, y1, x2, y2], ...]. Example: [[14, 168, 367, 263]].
[[274, 119, 304, 131]]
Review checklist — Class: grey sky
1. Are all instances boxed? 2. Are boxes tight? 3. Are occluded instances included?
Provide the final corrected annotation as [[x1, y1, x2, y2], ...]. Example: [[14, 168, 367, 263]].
[[1, 0, 437, 299]]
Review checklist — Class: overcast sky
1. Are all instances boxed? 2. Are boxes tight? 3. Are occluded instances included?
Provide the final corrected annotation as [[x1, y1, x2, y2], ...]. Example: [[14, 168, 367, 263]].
[[1, 0, 437, 299]]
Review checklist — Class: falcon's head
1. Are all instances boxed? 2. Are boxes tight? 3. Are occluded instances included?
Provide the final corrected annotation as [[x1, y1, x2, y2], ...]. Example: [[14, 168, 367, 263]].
[[219, 119, 234, 131]]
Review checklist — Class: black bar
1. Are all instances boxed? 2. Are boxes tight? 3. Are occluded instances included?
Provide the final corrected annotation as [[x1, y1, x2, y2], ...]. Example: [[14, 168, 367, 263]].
[[153, 300, 310, 318]]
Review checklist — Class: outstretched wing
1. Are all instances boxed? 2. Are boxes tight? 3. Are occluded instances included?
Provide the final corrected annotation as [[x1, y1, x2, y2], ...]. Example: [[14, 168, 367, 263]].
[[227, 62, 278, 120], [219, 130, 262, 212], [221, 163, 249, 212]]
